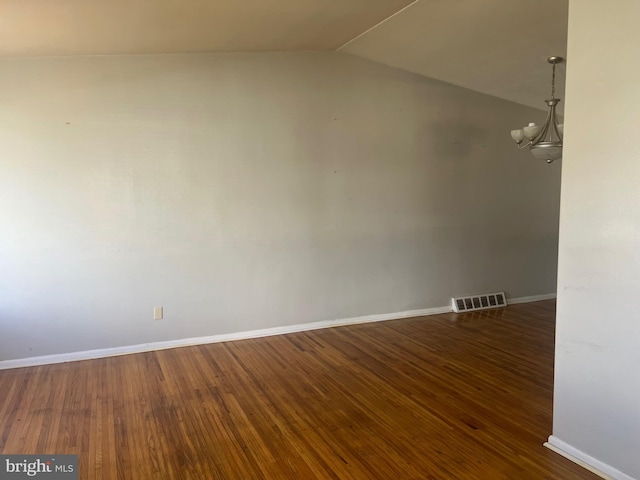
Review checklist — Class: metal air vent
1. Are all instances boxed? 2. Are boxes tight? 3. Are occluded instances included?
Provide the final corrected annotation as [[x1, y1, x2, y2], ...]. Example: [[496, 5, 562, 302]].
[[452, 292, 507, 313]]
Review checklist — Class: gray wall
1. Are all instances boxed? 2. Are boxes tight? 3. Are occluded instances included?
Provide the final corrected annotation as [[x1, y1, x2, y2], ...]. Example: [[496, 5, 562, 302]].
[[552, 1, 640, 478], [0, 52, 560, 361]]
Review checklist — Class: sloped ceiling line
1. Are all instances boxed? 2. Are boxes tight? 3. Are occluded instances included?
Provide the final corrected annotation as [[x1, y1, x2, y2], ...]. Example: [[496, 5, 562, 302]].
[[337, 0, 421, 51]]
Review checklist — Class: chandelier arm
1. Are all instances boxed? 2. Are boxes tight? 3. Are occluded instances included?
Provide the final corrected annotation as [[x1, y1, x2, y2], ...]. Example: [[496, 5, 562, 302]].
[[551, 109, 563, 141], [531, 107, 554, 145]]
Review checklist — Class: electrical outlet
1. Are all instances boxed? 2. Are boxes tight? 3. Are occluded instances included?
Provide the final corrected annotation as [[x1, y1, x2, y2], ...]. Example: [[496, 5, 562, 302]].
[[154, 307, 163, 320]]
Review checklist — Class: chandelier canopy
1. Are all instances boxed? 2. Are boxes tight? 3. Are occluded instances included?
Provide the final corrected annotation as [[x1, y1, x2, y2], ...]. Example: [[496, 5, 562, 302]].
[[511, 56, 564, 163]]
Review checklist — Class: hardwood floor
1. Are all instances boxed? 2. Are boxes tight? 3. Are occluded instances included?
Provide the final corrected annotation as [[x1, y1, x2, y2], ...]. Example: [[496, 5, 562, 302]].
[[0, 300, 598, 479]]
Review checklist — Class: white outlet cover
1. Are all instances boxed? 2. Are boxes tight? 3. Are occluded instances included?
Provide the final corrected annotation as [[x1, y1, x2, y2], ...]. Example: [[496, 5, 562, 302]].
[[153, 307, 163, 320]]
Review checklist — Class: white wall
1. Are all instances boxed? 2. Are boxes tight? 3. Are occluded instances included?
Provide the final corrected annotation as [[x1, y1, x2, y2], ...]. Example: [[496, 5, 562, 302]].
[[0, 52, 560, 361], [552, 1, 640, 479]]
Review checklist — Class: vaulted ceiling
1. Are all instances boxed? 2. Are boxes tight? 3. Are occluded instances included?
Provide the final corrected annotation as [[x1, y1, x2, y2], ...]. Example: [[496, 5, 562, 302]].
[[0, 0, 414, 55], [341, 0, 568, 111], [0, 0, 568, 110]]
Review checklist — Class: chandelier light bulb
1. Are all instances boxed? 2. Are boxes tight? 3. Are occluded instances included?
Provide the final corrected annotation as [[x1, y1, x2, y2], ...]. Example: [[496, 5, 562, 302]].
[[523, 123, 542, 139], [511, 129, 525, 144]]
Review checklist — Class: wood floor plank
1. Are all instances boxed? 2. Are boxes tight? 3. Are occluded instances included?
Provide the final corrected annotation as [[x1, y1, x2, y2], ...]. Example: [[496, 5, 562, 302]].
[[0, 301, 599, 479]]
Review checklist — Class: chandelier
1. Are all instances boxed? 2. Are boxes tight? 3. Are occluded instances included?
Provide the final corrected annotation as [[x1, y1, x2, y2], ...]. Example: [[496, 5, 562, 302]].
[[510, 56, 564, 163]]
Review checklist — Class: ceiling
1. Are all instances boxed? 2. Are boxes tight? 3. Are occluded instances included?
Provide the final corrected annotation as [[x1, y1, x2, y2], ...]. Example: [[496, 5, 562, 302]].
[[340, 0, 568, 111], [0, 0, 568, 110], [0, 0, 414, 55]]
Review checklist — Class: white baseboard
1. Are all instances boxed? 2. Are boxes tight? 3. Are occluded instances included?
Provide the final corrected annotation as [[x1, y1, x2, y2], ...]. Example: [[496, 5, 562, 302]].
[[0, 305, 451, 370], [545, 435, 637, 480], [0, 293, 555, 371], [508, 292, 557, 304]]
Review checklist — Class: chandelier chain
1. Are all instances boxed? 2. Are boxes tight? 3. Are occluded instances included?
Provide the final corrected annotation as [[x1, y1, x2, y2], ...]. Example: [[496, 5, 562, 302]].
[[551, 62, 556, 99]]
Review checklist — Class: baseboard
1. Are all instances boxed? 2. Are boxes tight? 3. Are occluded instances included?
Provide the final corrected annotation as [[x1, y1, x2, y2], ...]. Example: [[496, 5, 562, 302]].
[[545, 435, 636, 480], [508, 292, 557, 304], [0, 305, 452, 370], [0, 293, 555, 370]]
